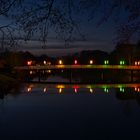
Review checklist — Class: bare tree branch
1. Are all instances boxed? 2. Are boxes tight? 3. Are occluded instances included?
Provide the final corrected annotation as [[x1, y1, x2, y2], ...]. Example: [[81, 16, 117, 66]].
[[1, 0, 140, 50]]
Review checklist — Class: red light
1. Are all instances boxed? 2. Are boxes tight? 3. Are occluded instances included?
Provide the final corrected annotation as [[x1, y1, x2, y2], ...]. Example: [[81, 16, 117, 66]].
[[74, 60, 78, 64], [73, 85, 79, 89], [74, 88, 78, 93], [27, 61, 32, 66], [73, 85, 79, 93]]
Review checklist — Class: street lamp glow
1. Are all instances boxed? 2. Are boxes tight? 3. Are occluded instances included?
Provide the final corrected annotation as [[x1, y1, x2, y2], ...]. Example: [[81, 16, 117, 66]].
[[59, 88, 62, 93], [27, 87, 32, 92], [47, 70, 51, 73], [59, 60, 63, 65], [56, 85, 65, 89], [135, 61, 138, 65], [43, 60, 46, 65], [43, 88, 47, 92], [134, 61, 140, 65], [27, 60, 32, 66], [30, 71, 33, 75], [90, 60, 93, 65], [90, 88, 93, 93]]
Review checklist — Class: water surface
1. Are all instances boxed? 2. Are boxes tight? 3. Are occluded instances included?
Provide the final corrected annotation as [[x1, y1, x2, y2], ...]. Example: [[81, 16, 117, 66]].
[[0, 83, 140, 140]]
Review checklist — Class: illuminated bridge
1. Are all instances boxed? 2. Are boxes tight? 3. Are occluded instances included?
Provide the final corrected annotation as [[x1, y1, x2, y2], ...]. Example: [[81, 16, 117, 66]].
[[14, 65, 140, 70], [14, 64, 140, 83]]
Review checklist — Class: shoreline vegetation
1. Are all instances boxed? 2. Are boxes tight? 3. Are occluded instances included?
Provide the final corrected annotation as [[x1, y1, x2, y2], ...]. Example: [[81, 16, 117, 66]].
[[0, 43, 140, 98], [0, 74, 19, 98]]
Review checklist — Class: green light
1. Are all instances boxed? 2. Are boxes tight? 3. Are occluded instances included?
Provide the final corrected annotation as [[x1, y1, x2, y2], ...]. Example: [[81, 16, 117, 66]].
[[104, 60, 109, 65], [104, 88, 109, 93], [119, 60, 125, 65], [119, 87, 125, 92]]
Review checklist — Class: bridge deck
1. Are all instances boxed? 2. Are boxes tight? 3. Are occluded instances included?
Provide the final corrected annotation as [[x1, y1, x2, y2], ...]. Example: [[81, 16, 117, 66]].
[[14, 65, 140, 70], [26, 83, 140, 88]]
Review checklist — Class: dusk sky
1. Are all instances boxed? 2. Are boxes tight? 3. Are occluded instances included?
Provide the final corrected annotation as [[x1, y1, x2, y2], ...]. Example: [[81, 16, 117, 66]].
[[0, 0, 139, 56], [16, 13, 115, 56]]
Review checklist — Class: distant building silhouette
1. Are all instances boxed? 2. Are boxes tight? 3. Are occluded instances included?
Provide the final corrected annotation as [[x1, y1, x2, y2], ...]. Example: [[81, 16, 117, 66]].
[[112, 43, 140, 65]]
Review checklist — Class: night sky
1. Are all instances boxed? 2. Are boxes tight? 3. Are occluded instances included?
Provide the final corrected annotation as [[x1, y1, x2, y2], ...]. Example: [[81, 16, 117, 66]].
[[0, 0, 138, 56]]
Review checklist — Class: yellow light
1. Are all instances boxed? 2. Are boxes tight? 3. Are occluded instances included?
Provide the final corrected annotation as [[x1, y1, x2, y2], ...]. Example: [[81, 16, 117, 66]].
[[135, 87, 137, 91], [59, 88, 62, 93], [56, 85, 65, 89], [30, 71, 33, 75], [59, 60, 63, 65], [27, 87, 32, 92], [90, 88, 93, 93], [43, 60, 46, 65], [43, 88, 47, 92], [138, 61, 140, 65], [135, 61, 138, 65], [47, 70, 51, 73], [90, 60, 93, 65]]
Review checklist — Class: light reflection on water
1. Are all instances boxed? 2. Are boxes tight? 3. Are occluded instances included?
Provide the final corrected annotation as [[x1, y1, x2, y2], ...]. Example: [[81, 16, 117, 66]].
[[0, 83, 140, 140], [24, 83, 140, 94]]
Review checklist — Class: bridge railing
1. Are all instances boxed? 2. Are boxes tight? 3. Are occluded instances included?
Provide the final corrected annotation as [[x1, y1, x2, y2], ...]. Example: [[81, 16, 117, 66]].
[[14, 64, 140, 70]]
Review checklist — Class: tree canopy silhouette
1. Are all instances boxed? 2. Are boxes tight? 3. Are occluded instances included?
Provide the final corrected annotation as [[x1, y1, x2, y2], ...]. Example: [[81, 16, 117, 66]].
[[0, 0, 140, 48], [0, 0, 22, 49], [80, 0, 140, 43]]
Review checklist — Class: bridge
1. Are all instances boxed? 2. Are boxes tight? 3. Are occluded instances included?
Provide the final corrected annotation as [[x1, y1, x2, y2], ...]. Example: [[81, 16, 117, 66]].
[[14, 64, 140, 83], [14, 64, 140, 70]]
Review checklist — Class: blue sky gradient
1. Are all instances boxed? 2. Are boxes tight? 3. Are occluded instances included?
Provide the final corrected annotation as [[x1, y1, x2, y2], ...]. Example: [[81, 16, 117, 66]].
[[0, 0, 139, 56]]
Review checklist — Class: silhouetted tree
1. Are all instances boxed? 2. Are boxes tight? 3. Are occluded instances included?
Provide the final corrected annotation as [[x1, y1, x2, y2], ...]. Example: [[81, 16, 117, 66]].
[[0, 0, 22, 50], [80, 0, 140, 43], [1, 0, 140, 48]]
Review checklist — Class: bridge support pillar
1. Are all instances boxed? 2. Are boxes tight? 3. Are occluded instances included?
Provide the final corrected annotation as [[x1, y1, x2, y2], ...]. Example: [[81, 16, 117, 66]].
[[131, 70, 133, 82], [101, 71, 104, 81], [69, 69, 72, 83], [38, 70, 41, 82]]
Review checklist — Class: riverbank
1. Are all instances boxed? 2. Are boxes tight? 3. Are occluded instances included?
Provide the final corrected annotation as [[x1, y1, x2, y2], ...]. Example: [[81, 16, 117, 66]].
[[0, 74, 19, 93]]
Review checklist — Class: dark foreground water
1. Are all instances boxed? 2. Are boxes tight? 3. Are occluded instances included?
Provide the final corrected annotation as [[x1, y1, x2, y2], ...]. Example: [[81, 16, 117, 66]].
[[0, 83, 140, 140]]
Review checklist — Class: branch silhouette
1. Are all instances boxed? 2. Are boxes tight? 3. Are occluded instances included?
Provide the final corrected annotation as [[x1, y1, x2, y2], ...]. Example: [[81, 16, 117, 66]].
[[0, 0, 140, 49]]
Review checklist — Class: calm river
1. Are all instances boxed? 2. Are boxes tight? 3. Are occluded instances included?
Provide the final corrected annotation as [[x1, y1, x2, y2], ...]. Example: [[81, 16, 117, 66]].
[[0, 77, 140, 140]]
